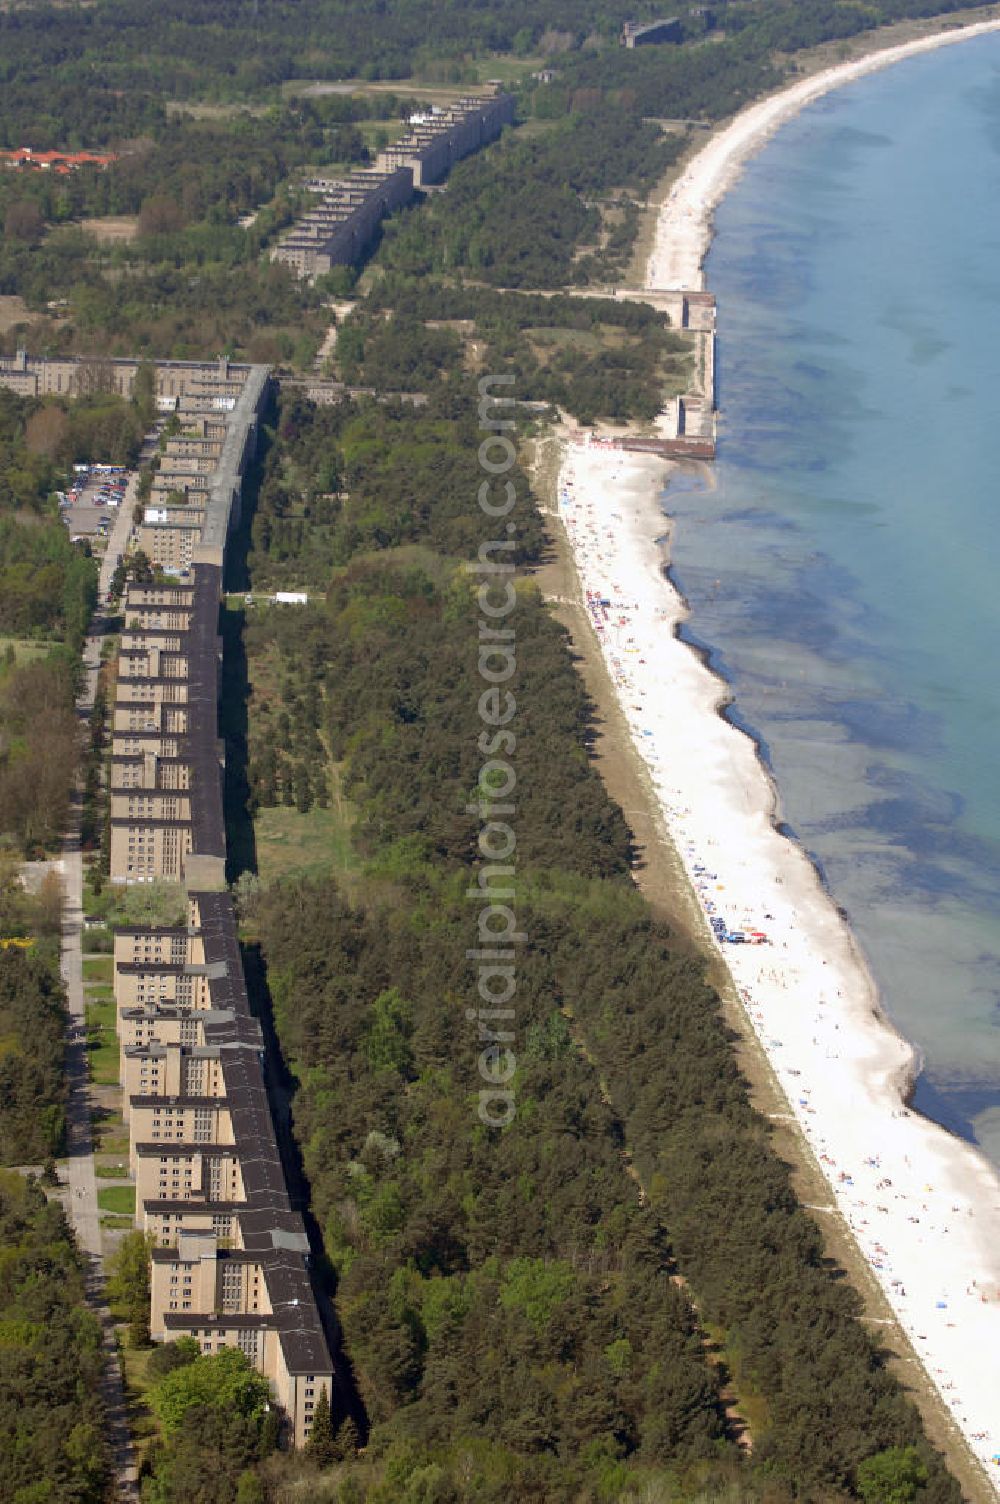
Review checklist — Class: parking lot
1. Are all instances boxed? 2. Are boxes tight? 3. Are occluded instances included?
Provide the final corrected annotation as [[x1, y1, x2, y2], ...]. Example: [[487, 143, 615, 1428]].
[[60, 464, 131, 544]]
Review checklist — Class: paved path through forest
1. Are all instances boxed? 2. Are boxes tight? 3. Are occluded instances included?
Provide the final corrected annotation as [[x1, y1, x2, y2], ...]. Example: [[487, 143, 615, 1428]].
[[59, 492, 140, 1499]]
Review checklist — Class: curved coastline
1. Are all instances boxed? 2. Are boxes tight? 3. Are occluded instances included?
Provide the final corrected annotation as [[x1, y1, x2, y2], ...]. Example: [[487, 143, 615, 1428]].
[[647, 14, 1000, 291], [555, 16, 1000, 1490]]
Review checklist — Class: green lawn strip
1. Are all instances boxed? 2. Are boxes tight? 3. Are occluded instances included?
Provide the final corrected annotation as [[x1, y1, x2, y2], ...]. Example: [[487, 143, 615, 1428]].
[[85, 997, 116, 1032], [95, 1163, 130, 1179], [97, 1184, 135, 1216], [82, 955, 114, 983], [82, 875, 116, 921], [94, 1122, 131, 1156], [82, 877, 186, 929], [85, 997, 120, 1086]]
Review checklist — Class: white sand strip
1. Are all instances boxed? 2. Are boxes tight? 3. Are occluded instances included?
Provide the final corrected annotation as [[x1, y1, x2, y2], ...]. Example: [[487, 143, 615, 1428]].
[[555, 19, 1000, 1481], [556, 440, 1000, 1480], [648, 16, 1000, 291]]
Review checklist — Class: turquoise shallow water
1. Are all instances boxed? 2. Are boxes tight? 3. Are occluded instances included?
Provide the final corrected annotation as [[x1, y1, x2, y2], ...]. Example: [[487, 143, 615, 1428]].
[[666, 33, 1000, 1165]]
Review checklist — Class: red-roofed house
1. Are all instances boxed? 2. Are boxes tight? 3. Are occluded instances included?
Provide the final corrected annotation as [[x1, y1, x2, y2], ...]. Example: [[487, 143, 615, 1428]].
[[2, 146, 118, 171]]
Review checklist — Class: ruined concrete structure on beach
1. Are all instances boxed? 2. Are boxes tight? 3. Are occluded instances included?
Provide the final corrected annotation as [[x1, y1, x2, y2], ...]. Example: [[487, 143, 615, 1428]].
[[271, 83, 515, 277], [597, 287, 717, 458]]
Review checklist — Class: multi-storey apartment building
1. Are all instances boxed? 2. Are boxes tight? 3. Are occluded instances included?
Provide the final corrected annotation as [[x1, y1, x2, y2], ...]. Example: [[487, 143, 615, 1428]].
[[114, 959, 212, 1010], [115, 891, 335, 1444], [375, 85, 516, 187], [148, 1215, 333, 1445], [136, 503, 207, 573], [118, 999, 229, 1052], [2, 338, 330, 1437], [109, 574, 223, 885], [134, 1141, 245, 1206], [109, 561, 334, 1443], [272, 86, 514, 278], [0, 351, 256, 402], [121, 1037, 228, 1117], [128, 1093, 234, 1151]]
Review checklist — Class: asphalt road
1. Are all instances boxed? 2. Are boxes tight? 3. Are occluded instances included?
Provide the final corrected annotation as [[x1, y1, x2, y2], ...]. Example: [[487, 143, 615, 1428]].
[[59, 497, 140, 1499]]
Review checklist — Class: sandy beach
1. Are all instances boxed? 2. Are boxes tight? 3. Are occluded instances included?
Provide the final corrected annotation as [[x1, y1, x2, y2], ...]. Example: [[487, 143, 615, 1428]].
[[648, 16, 1000, 291], [556, 18, 1000, 1490]]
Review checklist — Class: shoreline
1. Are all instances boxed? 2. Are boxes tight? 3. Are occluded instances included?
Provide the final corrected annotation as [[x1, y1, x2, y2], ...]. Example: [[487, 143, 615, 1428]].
[[681, 602, 940, 1127], [668, 594, 926, 1084], [664, 583, 933, 1099], [555, 441, 1000, 1488], [553, 16, 1000, 1491], [647, 14, 1000, 290]]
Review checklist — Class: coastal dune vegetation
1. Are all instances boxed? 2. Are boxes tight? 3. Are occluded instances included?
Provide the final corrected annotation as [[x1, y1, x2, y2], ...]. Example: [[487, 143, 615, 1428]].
[[223, 384, 964, 1502]]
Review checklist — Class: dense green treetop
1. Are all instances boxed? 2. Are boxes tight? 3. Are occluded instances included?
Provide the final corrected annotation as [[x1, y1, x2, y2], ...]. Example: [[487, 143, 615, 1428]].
[[0, 1171, 108, 1503], [150, 1347, 274, 1436], [0, 947, 68, 1164]]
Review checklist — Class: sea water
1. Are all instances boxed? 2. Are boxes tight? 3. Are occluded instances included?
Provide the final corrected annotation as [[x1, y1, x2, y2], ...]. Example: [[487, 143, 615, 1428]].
[[667, 33, 1000, 1164]]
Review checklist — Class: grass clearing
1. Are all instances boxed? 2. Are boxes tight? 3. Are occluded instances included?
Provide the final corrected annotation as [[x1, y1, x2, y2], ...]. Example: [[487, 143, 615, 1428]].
[[83, 954, 114, 983], [98, 1184, 135, 1216], [0, 636, 56, 665], [356, 118, 406, 149], [165, 99, 267, 119], [246, 630, 364, 888], [254, 792, 361, 886], [79, 215, 139, 244], [469, 53, 549, 85], [0, 296, 42, 333], [83, 877, 186, 930], [95, 1163, 129, 1179], [283, 77, 461, 104]]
